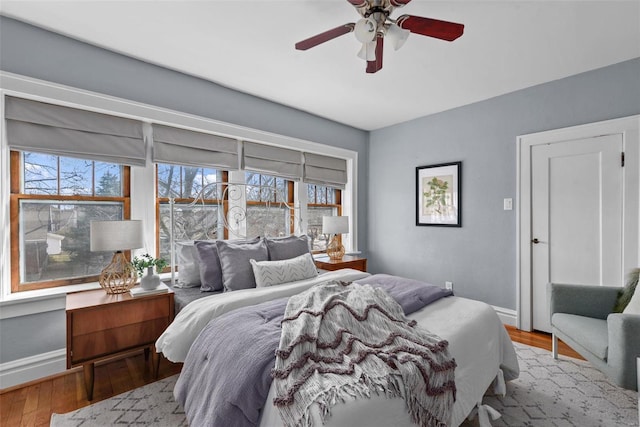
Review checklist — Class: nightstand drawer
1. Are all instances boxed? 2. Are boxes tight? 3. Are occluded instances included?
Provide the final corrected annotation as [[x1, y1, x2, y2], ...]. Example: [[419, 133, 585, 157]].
[[71, 298, 170, 336], [70, 318, 169, 365]]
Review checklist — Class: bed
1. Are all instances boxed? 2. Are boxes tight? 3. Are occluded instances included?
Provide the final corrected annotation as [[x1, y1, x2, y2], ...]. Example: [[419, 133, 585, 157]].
[[157, 263, 519, 427], [156, 180, 519, 426]]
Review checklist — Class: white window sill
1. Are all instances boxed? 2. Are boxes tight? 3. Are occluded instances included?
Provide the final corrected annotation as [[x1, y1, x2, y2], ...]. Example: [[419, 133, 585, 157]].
[[0, 272, 173, 319], [0, 282, 101, 319]]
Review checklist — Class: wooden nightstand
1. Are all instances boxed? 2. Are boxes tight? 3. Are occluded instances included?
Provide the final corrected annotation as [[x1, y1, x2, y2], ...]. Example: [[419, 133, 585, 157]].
[[66, 288, 174, 400], [314, 255, 367, 272]]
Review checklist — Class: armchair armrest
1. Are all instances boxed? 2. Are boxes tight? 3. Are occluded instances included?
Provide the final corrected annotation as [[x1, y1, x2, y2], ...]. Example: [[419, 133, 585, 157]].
[[607, 313, 640, 390], [548, 283, 620, 321]]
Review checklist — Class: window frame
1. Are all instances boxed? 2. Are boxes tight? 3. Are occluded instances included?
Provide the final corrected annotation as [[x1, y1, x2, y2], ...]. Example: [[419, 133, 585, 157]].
[[307, 184, 342, 253], [244, 172, 296, 237], [9, 150, 132, 292], [155, 166, 228, 270]]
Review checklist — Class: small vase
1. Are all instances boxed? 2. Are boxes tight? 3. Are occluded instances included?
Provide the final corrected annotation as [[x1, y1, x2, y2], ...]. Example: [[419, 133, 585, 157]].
[[140, 266, 161, 290]]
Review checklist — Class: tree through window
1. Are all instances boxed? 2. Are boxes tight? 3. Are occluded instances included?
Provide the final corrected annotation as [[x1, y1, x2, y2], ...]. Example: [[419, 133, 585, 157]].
[[10, 151, 130, 292]]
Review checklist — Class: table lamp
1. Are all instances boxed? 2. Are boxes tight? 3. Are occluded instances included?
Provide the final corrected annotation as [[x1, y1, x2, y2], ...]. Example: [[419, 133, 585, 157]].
[[322, 216, 349, 261], [90, 220, 143, 294]]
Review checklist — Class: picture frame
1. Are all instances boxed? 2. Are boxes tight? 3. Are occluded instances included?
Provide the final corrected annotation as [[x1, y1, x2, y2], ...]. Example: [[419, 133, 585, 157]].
[[416, 161, 461, 227]]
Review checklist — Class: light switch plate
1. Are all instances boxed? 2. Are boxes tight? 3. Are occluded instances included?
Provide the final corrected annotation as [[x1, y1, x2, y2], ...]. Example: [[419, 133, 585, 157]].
[[503, 198, 513, 210]]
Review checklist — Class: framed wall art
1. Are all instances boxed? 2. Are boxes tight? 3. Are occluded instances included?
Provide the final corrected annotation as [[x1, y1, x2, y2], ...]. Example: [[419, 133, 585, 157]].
[[416, 161, 461, 227]]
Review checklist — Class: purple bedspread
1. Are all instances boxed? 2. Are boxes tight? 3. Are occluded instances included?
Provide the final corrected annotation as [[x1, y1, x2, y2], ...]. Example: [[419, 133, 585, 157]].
[[174, 274, 453, 427]]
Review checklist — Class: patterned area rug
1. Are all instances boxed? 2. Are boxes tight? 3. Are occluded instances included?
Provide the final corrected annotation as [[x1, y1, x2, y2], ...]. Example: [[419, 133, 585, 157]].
[[50, 343, 638, 427], [480, 343, 638, 427]]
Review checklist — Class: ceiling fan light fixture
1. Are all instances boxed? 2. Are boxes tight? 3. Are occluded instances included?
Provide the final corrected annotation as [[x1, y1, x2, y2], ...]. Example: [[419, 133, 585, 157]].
[[354, 17, 377, 43], [357, 41, 377, 61], [387, 23, 410, 50]]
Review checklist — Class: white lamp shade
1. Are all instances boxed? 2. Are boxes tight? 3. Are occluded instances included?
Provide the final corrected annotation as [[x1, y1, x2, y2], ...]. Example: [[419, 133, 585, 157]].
[[357, 41, 377, 61], [354, 18, 377, 43], [90, 220, 143, 252], [387, 23, 410, 50], [322, 216, 349, 235]]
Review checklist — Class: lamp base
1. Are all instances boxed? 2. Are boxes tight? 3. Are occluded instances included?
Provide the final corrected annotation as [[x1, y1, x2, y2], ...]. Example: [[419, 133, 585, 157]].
[[99, 251, 137, 294], [326, 235, 345, 261]]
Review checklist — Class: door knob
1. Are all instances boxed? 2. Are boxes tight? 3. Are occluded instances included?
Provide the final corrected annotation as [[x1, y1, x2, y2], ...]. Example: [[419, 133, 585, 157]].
[[532, 238, 540, 244]]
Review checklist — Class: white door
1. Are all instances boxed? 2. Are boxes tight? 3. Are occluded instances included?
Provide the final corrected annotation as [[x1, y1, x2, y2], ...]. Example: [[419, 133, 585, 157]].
[[531, 134, 623, 332]]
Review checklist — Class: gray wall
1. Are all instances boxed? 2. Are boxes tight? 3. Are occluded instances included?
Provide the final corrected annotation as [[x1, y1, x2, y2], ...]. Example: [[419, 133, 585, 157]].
[[0, 16, 368, 365], [368, 57, 640, 310]]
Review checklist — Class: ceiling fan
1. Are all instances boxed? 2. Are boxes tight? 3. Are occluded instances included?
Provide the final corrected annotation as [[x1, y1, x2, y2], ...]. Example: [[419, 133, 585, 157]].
[[295, 0, 464, 74]]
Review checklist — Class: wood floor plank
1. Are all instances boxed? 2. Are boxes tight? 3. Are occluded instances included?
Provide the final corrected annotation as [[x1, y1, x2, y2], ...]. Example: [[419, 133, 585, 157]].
[[93, 361, 114, 402], [34, 406, 53, 427], [0, 391, 16, 426], [22, 384, 40, 415], [49, 376, 66, 414], [35, 380, 52, 411], [19, 408, 36, 427], [125, 354, 147, 389], [6, 396, 26, 427]]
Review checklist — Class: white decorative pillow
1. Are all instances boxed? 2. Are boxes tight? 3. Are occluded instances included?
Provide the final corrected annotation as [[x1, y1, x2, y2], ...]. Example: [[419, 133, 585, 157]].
[[622, 286, 640, 314], [250, 253, 318, 288]]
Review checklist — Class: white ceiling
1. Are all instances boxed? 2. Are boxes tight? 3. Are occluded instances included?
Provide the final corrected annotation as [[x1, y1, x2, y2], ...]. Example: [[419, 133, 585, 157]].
[[1, 1, 639, 131]]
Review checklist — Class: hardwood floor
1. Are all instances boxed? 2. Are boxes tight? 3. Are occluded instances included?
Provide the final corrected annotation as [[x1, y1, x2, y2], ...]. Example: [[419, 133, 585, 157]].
[[0, 327, 583, 427], [505, 325, 584, 360], [0, 351, 181, 427]]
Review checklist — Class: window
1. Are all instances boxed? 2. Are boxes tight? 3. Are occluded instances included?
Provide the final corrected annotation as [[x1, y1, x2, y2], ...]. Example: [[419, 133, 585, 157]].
[[244, 172, 295, 238], [1, 89, 356, 297], [155, 169, 297, 266], [10, 151, 130, 292], [307, 185, 342, 252], [156, 164, 222, 264], [155, 163, 344, 257]]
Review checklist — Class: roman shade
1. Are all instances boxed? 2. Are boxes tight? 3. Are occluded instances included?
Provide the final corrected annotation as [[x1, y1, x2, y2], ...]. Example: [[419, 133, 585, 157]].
[[303, 153, 348, 188], [153, 124, 239, 169], [243, 142, 302, 180], [5, 96, 146, 166]]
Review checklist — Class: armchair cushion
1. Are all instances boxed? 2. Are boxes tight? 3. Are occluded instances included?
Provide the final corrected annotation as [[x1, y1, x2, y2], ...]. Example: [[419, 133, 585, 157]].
[[552, 313, 608, 360]]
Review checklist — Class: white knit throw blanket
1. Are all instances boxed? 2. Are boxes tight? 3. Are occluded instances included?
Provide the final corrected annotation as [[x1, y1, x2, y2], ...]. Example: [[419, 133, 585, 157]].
[[272, 281, 456, 427]]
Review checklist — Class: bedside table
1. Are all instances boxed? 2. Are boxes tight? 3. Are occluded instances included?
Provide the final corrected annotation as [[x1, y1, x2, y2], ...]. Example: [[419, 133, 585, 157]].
[[314, 255, 367, 272], [66, 288, 174, 400]]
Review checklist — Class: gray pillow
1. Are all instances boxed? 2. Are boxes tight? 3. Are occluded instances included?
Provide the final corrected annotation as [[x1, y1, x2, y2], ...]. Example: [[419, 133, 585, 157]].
[[194, 240, 224, 292], [250, 253, 318, 287], [217, 238, 268, 291], [175, 241, 201, 288], [265, 235, 311, 261]]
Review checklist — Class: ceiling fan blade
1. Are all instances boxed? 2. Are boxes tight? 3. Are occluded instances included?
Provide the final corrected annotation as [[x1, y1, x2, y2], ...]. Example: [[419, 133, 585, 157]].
[[295, 23, 355, 51], [396, 15, 464, 41], [366, 35, 384, 74]]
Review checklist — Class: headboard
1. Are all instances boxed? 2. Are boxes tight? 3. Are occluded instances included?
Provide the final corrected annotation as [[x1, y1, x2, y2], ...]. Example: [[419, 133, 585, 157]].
[[166, 181, 302, 285]]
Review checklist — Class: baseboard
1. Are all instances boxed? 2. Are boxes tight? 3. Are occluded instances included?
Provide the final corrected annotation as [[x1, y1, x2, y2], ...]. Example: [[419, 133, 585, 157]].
[[0, 348, 66, 390], [492, 305, 518, 327]]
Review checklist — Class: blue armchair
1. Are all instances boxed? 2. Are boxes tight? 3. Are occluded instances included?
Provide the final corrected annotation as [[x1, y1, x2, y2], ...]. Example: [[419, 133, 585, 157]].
[[548, 283, 639, 390]]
